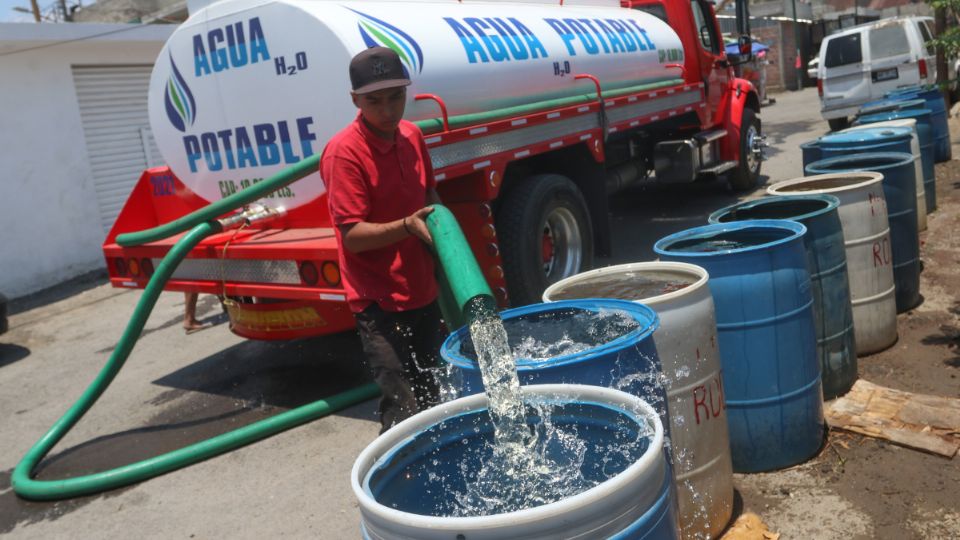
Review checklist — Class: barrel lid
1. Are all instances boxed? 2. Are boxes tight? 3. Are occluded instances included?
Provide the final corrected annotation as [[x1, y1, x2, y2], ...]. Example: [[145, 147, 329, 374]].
[[820, 126, 912, 147], [858, 108, 933, 125], [859, 98, 926, 115]]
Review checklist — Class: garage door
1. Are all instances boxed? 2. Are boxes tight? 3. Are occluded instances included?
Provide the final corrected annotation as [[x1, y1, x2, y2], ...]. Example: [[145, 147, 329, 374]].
[[72, 65, 161, 234]]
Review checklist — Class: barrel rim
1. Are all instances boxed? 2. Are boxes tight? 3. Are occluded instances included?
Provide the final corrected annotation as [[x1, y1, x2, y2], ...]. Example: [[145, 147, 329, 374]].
[[805, 151, 915, 175], [540, 261, 709, 306], [767, 172, 883, 196], [857, 108, 933, 125], [441, 299, 660, 370], [652, 219, 807, 259], [819, 126, 913, 147], [707, 194, 840, 226], [350, 384, 665, 532]]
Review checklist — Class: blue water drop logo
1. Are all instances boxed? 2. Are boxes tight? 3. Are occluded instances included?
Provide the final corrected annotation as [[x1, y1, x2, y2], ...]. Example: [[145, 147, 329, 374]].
[[349, 8, 424, 76], [164, 53, 197, 132]]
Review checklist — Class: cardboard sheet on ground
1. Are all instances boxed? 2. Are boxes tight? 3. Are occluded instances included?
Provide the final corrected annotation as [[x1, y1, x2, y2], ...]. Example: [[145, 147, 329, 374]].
[[825, 379, 960, 457], [720, 512, 780, 540]]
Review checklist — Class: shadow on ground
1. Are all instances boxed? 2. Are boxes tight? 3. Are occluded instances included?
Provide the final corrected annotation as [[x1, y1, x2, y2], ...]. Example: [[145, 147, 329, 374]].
[[0, 343, 30, 368]]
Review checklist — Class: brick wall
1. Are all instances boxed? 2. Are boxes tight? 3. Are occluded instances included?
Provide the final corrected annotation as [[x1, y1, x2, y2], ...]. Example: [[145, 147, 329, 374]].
[[754, 25, 784, 92]]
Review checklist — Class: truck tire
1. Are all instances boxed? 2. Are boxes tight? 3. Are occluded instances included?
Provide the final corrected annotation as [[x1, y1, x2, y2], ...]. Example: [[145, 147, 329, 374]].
[[729, 107, 761, 191], [827, 117, 848, 132], [497, 174, 594, 306]]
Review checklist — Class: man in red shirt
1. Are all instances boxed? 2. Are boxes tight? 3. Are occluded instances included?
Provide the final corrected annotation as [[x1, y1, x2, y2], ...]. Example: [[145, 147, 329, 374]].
[[320, 47, 444, 433]]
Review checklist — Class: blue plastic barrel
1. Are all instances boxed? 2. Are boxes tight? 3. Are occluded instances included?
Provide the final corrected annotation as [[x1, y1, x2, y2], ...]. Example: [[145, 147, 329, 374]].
[[858, 98, 926, 116], [819, 126, 914, 158], [352, 384, 680, 540], [442, 299, 667, 426], [801, 140, 822, 172], [708, 196, 856, 399], [806, 153, 921, 312], [653, 220, 824, 473], [857, 108, 937, 212], [887, 87, 951, 162]]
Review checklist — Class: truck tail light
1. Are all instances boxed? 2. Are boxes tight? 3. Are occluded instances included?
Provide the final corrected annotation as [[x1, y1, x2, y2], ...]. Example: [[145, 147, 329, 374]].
[[113, 258, 128, 277], [141, 258, 154, 277], [128, 258, 141, 277], [919, 59, 929, 79], [299, 261, 319, 286], [321, 262, 341, 286], [817, 77, 823, 97]]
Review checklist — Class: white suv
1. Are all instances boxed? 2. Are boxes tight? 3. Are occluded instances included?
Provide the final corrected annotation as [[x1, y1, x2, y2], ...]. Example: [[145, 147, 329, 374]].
[[818, 16, 937, 131]]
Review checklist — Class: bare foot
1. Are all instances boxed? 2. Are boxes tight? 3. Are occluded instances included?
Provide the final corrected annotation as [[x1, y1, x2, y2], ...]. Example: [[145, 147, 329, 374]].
[[183, 321, 212, 335]]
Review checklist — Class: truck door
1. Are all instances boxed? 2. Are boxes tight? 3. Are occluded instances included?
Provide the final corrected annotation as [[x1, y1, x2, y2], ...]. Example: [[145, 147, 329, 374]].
[[689, 0, 729, 122]]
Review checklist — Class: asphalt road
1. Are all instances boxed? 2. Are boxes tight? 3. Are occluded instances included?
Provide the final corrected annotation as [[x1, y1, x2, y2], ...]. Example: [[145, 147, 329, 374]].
[[0, 88, 832, 538]]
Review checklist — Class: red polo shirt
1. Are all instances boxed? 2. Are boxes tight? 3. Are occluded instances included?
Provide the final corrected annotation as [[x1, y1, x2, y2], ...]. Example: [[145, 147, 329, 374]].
[[320, 114, 437, 313]]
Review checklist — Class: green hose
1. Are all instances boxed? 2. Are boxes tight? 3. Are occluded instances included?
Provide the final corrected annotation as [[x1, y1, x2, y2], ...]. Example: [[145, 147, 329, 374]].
[[116, 155, 320, 247], [14, 219, 378, 501], [425, 205, 498, 328]]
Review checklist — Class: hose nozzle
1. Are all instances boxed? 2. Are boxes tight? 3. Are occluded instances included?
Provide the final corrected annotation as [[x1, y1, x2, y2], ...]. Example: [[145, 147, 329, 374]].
[[217, 204, 288, 230]]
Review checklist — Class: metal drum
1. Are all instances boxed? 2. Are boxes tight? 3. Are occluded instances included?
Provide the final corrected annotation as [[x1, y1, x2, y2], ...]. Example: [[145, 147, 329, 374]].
[[352, 385, 680, 540], [806, 153, 921, 313], [708, 196, 857, 399], [767, 173, 897, 355], [654, 221, 824, 473], [543, 262, 733, 540], [856, 108, 937, 213]]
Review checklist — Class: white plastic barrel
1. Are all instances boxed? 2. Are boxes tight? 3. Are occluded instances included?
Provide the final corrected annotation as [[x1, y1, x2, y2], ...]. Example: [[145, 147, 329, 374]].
[[842, 119, 927, 231], [543, 262, 733, 540], [768, 173, 898, 355], [148, 0, 684, 210], [351, 384, 678, 540]]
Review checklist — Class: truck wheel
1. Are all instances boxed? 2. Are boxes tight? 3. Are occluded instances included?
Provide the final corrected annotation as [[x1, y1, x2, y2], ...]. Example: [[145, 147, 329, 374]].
[[497, 174, 594, 306], [729, 107, 761, 191], [827, 117, 848, 132]]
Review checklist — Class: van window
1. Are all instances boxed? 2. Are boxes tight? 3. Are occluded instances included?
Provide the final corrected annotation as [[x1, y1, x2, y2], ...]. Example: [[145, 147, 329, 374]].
[[869, 23, 911, 59], [825, 33, 863, 68], [918, 20, 935, 56]]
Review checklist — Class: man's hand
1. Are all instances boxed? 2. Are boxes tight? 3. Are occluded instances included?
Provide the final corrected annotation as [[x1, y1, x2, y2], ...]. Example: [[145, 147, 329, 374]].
[[405, 206, 435, 247]]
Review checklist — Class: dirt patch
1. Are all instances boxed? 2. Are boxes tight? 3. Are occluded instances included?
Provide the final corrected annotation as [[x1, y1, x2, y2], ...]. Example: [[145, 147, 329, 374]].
[[734, 160, 960, 539]]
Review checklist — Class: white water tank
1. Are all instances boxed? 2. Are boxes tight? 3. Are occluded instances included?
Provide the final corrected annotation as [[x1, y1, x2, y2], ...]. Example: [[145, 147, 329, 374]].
[[543, 261, 734, 540], [148, 0, 684, 210]]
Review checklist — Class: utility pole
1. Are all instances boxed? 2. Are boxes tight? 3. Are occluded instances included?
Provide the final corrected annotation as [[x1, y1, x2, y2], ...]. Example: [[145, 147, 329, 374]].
[[791, 0, 803, 90], [29, 0, 41, 22], [935, 6, 949, 106]]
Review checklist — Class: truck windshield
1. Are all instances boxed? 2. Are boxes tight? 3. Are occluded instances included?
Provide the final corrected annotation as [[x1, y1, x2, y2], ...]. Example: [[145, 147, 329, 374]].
[[825, 33, 863, 68], [869, 23, 910, 59]]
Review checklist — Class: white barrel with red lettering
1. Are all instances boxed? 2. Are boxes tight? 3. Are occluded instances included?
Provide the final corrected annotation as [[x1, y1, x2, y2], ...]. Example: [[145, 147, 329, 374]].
[[543, 261, 734, 540], [148, 0, 685, 210], [768, 173, 898, 354]]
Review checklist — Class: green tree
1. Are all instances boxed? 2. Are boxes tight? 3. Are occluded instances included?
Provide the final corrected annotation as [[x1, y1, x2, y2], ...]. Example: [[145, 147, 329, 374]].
[[927, 0, 959, 101]]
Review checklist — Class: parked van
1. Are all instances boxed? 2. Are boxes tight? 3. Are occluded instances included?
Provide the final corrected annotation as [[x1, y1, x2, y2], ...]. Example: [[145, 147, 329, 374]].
[[818, 16, 937, 131]]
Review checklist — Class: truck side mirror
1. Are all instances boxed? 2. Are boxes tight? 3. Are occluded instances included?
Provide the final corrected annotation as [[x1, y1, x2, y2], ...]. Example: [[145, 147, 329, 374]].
[[729, 35, 753, 66]]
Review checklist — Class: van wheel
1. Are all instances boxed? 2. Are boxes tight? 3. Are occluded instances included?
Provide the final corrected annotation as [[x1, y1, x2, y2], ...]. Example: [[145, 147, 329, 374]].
[[828, 117, 848, 131], [729, 107, 761, 191], [497, 174, 594, 306]]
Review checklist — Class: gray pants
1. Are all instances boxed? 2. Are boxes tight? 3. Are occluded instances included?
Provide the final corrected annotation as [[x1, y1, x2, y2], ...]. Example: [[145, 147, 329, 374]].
[[354, 301, 446, 433]]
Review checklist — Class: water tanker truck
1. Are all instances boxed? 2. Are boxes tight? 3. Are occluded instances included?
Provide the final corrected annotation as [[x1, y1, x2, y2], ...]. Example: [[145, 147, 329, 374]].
[[102, 0, 761, 340]]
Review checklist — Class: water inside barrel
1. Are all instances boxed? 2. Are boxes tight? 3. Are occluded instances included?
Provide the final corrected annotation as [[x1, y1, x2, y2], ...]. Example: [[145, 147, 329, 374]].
[[665, 228, 794, 253], [549, 270, 694, 302]]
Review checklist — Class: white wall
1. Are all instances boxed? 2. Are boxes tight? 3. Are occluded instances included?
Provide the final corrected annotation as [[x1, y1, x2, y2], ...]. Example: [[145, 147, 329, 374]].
[[0, 23, 174, 298]]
